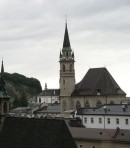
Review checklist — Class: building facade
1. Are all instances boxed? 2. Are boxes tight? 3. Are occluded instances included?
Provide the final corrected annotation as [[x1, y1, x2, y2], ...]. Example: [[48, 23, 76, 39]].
[[37, 84, 60, 104], [75, 104, 130, 129]]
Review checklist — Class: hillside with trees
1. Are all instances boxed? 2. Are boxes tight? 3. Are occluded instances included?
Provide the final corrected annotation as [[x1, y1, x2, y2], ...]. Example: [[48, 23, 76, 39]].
[[3, 72, 42, 108]]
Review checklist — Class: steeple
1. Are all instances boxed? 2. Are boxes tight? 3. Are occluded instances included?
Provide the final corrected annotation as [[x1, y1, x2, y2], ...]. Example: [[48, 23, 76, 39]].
[[0, 60, 5, 92], [62, 22, 71, 51], [59, 21, 75, 112], [0, 60, 10, 124]]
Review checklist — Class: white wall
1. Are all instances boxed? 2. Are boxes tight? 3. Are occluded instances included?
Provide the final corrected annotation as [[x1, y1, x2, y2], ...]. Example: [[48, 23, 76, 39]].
[[76, 114, 130, 129], [37, 96, 59, 104]]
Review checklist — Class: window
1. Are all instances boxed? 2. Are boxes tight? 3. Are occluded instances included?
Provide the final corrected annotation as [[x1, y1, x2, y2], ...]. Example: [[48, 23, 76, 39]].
[[39, 98, 41, 103], [62, 64, 65, 72], [96, 100, 102, 107], [76, 101, 81, 110], [125, 119, 128, 125], [99, 118, 102, 123], [116, 118, 119, 124], [97, 88, 101, 95], [62, 101, 67, 111], [79, 144, 83, 148], [84, 117, 87, 123], [107, 118, 110, 124], [85, 100, 90, 108], [110, 100, 114, 104], [91, 118, 94, 123]]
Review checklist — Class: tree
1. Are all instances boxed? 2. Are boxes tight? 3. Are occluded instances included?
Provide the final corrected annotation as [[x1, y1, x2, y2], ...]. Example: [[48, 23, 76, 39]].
[[12, 97, 19, 109], [18, 91, 28, 107]]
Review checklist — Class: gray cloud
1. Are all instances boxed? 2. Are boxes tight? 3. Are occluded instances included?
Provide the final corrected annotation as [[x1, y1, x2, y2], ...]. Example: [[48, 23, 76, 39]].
[[0, 0, 130, 96]]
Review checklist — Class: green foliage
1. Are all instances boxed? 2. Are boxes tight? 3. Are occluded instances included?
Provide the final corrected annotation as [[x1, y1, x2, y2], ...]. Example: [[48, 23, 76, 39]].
[[13, 97, 19, 108], [12, 91, 28, 108], [3, 72, 42, 109], [4, 72, 42, 94]]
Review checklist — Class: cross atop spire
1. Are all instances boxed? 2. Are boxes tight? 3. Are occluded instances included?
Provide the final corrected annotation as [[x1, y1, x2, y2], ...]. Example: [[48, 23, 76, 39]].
[[62, 22, 71, 51]]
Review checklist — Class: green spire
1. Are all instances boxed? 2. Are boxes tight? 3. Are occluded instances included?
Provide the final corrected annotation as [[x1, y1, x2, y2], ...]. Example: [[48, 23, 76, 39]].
[[1, 60, 4, 79], [0, 60, 5, 92], [62, 22, 71, 51]]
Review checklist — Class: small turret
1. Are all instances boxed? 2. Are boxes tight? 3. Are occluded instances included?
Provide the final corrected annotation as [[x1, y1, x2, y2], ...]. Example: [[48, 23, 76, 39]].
[[45, 83, 47, 90]]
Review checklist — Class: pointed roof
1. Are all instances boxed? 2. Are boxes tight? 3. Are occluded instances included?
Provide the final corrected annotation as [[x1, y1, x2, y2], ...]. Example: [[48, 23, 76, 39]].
[[0, 60, 10, 99], [72, 67, 126, 96], [1, 60, 4, 79], [62, 23, 71, 51]]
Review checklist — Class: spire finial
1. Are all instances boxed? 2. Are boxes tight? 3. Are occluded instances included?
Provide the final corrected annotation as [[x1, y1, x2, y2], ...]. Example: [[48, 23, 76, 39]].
[[65, 14, 67, 24]]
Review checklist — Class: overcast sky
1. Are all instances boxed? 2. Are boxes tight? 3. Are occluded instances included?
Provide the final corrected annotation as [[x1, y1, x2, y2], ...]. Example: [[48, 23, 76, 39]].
[[0, 0, 130, 96]]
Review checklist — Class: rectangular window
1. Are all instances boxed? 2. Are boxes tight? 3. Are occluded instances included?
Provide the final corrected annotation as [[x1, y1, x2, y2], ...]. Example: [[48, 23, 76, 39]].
[[91, 118, 94, 123], [126, 119, 128, 125], [84, 117, 87, 123], [99, 118, 102, 123], [116, 118, 119, 124], [107, 118, 110, 124]]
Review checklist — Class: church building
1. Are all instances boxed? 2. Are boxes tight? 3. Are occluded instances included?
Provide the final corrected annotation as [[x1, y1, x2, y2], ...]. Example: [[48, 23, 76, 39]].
[[59, 23, 126, 112]]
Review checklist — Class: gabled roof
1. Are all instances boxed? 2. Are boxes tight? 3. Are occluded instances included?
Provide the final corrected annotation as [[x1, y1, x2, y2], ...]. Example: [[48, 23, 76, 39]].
[[39, 89, 60, 96], [0, 117, 77, 148], [72, 67, 126, 96]]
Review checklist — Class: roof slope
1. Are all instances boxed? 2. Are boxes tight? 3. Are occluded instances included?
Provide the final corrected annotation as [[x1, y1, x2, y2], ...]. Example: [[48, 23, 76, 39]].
[[39, 89, 60, 96], [76, 104, 130, 116], [72, 67, 126, 96], [63, 23, 71, 48], [69, 127, 130, 143], [0, 117, 77, 148]]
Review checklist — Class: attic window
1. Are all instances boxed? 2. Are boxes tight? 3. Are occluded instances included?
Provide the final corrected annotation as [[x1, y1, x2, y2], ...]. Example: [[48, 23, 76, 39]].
[[97, 88, 101, 95], [99, 132, 102, 135], [121, 133, 124, 136]]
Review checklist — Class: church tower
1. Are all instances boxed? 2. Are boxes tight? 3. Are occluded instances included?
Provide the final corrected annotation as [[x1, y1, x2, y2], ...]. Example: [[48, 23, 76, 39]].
[[59, 22, 75, 111], [0, 60, 10, 123]]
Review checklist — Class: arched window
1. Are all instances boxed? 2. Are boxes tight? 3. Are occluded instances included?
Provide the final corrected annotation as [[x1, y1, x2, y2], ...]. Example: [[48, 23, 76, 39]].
[[62, 100, 67, 111], [70, 64, 72, 72], [96, 100, 102, 107], [85, 100, 90, 108], [39, 98, 41, 103], [76, 100, 81, 110], [110, 100, 114, 104], [62, 64, 65, 72], [3, 102, 7, 114]]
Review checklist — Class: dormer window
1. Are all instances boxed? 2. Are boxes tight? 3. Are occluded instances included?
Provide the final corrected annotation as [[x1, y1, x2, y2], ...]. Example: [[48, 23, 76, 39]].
[[97, 88, 101, 95]]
